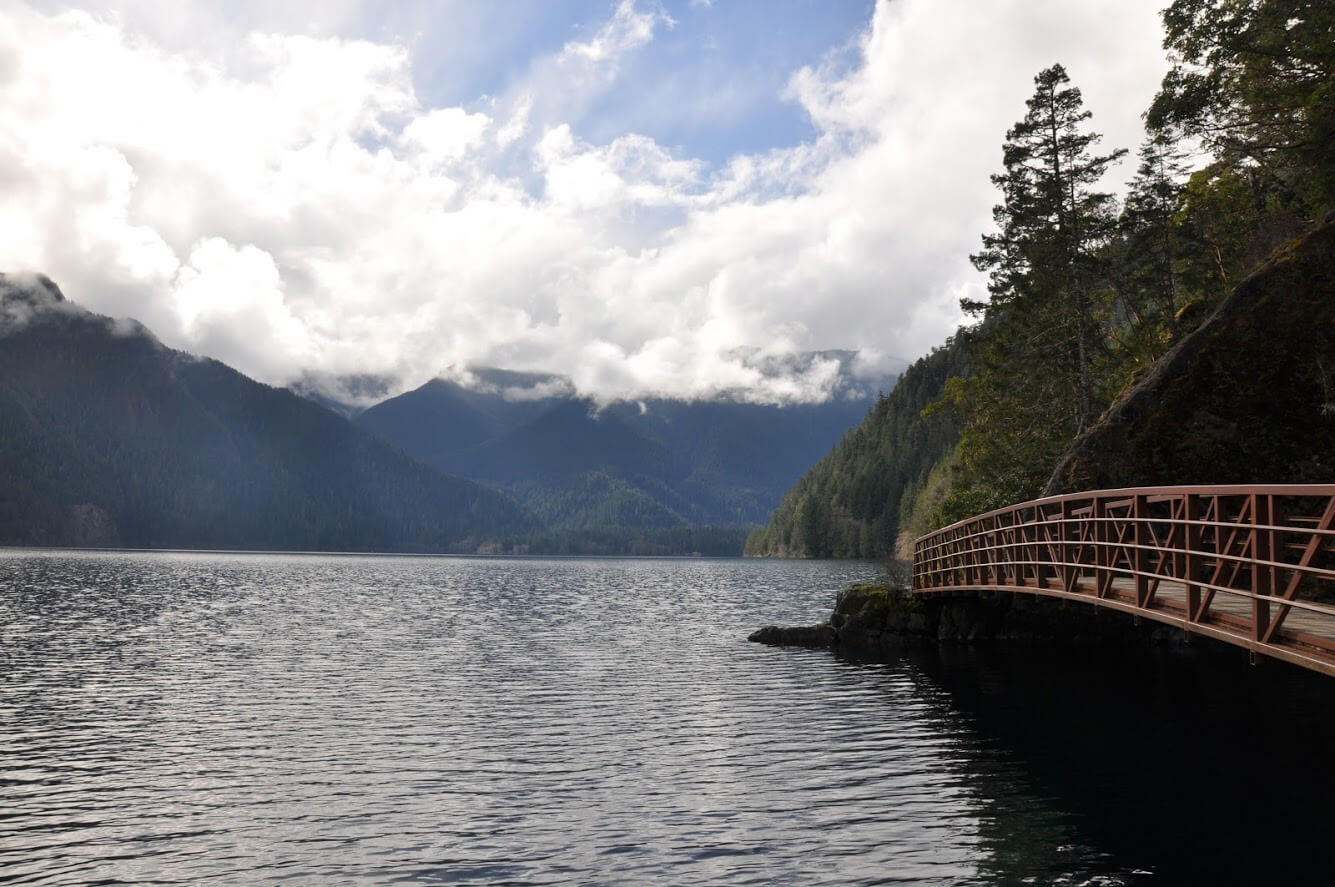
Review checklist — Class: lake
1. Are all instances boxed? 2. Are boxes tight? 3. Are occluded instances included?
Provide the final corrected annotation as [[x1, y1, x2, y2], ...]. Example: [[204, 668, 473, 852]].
[[1, 550, 1329, 884]]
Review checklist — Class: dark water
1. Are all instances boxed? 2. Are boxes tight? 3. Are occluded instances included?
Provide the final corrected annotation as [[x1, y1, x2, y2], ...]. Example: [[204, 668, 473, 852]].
[[1, 551, 1330, 885]]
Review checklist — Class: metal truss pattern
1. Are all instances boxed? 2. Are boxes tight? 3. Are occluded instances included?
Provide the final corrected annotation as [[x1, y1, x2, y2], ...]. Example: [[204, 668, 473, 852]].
[[912, 485, 1335, 676]]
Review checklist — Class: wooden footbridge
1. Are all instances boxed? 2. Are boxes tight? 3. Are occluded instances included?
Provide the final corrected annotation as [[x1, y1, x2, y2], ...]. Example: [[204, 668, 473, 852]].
[[912, 485, 1335, 676]]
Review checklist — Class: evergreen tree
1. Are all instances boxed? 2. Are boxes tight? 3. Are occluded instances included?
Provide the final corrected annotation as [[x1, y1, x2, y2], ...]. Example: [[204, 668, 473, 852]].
[[1107, 131, 1192, 364], [937, 65, 1127, 520], [969, 64, 1128, 433]]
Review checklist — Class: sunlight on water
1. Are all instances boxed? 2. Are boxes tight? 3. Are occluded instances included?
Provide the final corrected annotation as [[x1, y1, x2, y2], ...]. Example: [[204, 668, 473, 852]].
[[2, 550, 1327, 884]]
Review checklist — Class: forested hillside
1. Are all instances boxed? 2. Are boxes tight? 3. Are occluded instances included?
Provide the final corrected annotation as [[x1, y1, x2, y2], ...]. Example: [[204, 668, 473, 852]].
[[753, 0, 1334, 558], [744, 336, 967, 558], [0, 274, 534, 551], [937, 0, 1333, 524]]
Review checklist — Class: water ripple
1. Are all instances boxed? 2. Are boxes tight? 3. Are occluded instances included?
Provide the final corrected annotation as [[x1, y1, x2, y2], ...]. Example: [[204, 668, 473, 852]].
[[1, 550, 1166, 884]]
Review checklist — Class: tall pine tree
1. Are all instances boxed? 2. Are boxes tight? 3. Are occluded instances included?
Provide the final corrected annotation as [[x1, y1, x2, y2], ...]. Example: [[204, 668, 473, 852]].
[[969, 64, 1127, 433], [939, 65, 1127, 522]]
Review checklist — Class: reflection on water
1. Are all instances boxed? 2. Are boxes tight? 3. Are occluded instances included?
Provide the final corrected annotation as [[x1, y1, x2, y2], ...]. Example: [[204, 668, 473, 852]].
[[0, 550, 1328, 884], [913, 642, 1334, 886]]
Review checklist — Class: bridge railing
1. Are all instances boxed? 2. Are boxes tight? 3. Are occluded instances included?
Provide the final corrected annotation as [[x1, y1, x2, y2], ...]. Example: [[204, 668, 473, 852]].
[[912, 485, 1335, 675]]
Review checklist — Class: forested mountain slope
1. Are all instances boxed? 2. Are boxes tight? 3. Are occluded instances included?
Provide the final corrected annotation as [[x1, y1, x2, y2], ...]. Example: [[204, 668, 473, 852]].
[[744, 337, 967, 559], [0, 274, 533, 551]]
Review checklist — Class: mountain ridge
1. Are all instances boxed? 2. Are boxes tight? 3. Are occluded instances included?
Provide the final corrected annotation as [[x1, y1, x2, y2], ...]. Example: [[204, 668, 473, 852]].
[[0, 273, 534, 552], [353, 363, 898, 529]]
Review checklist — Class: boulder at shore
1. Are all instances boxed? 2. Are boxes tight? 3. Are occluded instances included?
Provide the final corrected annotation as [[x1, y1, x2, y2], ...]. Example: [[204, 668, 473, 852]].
[[748, 582, 926, 652], [750, 581, 1182, 658], [746, 623, 836, 647]]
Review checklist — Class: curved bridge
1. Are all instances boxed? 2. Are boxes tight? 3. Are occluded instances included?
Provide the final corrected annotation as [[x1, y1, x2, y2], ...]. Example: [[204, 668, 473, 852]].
[[912, 485, 1335, 676]]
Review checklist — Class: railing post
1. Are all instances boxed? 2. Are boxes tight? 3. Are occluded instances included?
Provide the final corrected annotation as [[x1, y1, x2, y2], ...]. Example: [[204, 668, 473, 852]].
[[1134, 493, 1150, 608], [977, 515, 986, 586], [912, 539, 920, 590], [1184, 493, 1200, 628], [988, 514, 998, 586], [1036, 504, 1046, 588], [952, 528, 964, 588], [1059, 498, 1072, 592], [1251, 492, 1272, 643], [1050, 504, 1061, 590], [1093, 495, 1110, 599], [1005, 508, 1017, 587]]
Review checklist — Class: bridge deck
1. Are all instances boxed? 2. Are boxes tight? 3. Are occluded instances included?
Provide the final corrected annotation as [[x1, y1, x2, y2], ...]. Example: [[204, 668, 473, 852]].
[[912, 485, 1335, 677]]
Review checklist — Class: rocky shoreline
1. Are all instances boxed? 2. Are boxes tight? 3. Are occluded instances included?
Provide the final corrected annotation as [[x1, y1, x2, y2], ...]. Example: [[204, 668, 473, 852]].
[[750, 582, 1190, 659]]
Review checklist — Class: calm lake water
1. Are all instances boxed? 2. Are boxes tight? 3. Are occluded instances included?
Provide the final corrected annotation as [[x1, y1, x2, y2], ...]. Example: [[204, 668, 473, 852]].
[[1, 550, 1330, 885]]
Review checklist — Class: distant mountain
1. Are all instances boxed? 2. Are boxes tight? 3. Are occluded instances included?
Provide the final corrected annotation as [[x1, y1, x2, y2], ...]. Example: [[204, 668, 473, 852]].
[[353, 376, 557, 466], [354, 359, 897, 529], [0, 274, 533, 551]]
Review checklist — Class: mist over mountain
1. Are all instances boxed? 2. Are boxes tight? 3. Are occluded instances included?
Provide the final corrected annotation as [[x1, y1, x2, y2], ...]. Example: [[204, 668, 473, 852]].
[[0, 274, 532, 551], [352, 356, 898, 529], [288, 372, 397, 418]]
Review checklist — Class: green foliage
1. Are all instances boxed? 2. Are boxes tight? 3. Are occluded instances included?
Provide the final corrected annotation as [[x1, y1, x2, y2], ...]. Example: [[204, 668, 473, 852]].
[[1178, 160, 1311, 287], [508, 472, 687, 529], [1149, 0, 1335, 211], [898, 444, 960, 536], [969, 64, 1127, 433], [1106, 131, 1192, 365], [1105, 145, 1309, 390], [947, 65, 1128, 514], [933, 353, 1077, 522], [938, 37, 1330, 521]]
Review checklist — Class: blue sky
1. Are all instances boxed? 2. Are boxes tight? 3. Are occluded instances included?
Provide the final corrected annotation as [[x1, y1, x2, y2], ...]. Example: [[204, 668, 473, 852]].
[[2, 0, 1170, 404], [316, 1, 880, 170], [426, 1, 876, 164]]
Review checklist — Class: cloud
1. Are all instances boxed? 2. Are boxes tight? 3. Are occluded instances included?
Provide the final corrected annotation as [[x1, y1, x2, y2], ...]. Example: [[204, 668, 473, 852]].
[[172, 237, 315, 380], [401, 107, 491, 165], [560, 0, 666, 65], [0, 0, 1169, 404]]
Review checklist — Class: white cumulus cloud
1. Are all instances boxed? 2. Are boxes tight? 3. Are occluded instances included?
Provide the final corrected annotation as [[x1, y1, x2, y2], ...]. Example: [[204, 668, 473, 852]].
[[0, 0, 1169, 404]]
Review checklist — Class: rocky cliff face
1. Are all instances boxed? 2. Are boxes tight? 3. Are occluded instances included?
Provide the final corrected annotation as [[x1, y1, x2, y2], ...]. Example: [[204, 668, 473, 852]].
[[1046, 216, 1335, 494]]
